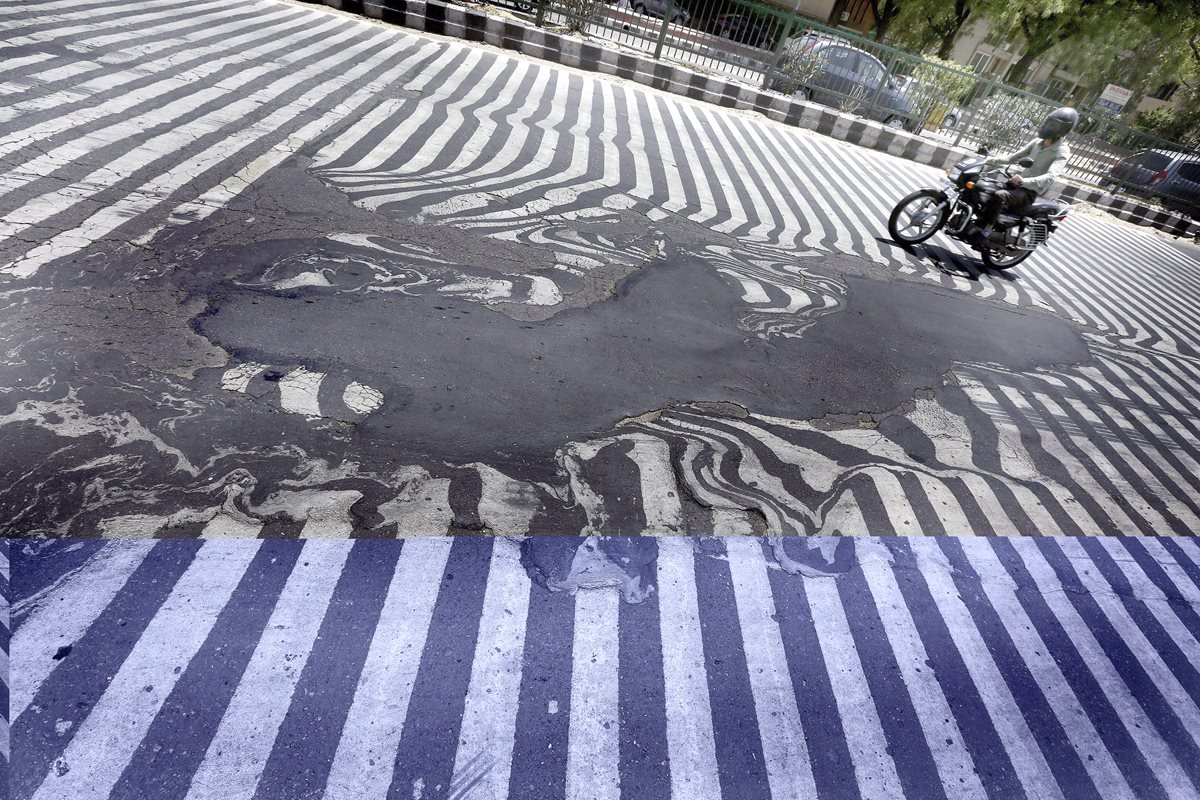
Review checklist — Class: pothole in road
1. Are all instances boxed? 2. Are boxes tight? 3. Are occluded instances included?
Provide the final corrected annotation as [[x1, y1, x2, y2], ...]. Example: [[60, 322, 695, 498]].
[[190, 233, 1090, 470]]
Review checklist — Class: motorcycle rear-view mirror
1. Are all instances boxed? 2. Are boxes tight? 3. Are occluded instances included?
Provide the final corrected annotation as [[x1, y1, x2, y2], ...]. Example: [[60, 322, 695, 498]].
[[1019, 157, 1035, 168]]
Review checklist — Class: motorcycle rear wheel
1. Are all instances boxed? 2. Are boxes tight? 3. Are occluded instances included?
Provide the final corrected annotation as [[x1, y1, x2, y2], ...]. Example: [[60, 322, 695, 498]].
[[981, 247, 1033, 270], [888, 190, 947, 244]]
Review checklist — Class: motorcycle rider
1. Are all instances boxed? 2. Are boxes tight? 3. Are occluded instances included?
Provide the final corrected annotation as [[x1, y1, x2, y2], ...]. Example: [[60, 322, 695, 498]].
[[968, 106, 1078, 246]]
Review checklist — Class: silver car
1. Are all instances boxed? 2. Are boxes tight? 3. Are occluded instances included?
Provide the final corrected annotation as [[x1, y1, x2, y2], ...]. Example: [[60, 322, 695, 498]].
[[632, 0, 690, 24]]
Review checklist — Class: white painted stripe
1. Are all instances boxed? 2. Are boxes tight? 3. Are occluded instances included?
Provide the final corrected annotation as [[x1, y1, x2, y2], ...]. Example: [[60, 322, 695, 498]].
[[0, 0, 151, 20], [321, 539, 453, 800], [31, 540, 261, 800], [0, 3, 293, 112], [1171, 537, 1200, 569], [11, 540, 156, 721], [909, 471, 974, 534], [342, 381, 384, 414], [656, 537, 721, 800], [957, 376, 1103, 535], [804, 571, 905, 799], [906, 539, 1067, 800], [1059, 392, 1200, 530], [326, 46, 483, 176], [277, 368, 325, 416], [220, 362, 266, 393], [1133, 538, 1200, 606], [4, 35, 432, 278], [725, 537, 818, 800], [361, 48, 511, 180], [565, 586, 622, 800], [200, 513, 264, 537], [621, 434, 683, 535], [818, 486, 872, 535], [407, 66, 595, 219], [0, 53, 55, 78], [1079, 362, 1200, 465], [865, 468, 921, 534], [472, 464, 541, 535], [0, 0, 230, 50], [995, 385, 1143, 533], [1045, 539, 1200, 733], [1086, 538, 1200, 654], [1031, 389, 1172, 533], [386, 67, 574, 219], [449, 538, 531, 799], [0, 15, 364, 227], [0, 5, 313, 144], [186, 540, 350, 800], [946, 539, 1138, 800], [325, 54, 553, 186], [856, 539, 989, 800], [999, 540, 1200, 800]]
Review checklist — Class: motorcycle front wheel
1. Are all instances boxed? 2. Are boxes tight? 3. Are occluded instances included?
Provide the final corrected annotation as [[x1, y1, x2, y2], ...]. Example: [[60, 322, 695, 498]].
[[888, 190, 948, 244]]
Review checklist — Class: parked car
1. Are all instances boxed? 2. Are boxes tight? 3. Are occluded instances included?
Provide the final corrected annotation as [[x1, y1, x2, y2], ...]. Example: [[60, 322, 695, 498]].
[[631, 0, 690, 24], [705, 12, 776, 50], [771, 36, 921, 132], [1107, 149, 1200, 216]]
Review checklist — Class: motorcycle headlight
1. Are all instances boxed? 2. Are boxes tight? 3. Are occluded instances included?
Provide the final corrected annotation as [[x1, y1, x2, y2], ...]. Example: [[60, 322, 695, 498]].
[[947, 167, 961, 182]]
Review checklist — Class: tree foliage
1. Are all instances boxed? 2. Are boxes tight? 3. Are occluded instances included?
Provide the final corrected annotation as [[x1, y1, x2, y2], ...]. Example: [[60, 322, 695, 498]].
[[1132, 23, 1200, 145], [882, 0, 1197, 129], [868, 0, 903, 42], [889, 0, 991, 59], [910, 55, 977, 103], [772, 47, 826, 95], [986, 0, 1196, 87], [558, 0, 604, 32]]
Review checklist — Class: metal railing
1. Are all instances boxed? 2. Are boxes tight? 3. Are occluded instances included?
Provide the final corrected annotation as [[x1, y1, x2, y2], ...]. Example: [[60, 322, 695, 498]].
[[522, 0, 1199, 217]]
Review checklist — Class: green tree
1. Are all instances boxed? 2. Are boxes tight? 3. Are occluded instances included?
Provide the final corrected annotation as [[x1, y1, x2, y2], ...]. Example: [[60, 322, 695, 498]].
[[1132, 24, 1200, 144], [889, 0, 985, 59], [989, 0, 1194, 88], [869, 0, 903, 42]]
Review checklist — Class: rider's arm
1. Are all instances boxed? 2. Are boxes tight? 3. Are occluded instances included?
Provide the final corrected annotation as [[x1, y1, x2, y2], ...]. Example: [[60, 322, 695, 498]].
[[1019, 147, 1069, 194], [985, 139, 1035, 166]]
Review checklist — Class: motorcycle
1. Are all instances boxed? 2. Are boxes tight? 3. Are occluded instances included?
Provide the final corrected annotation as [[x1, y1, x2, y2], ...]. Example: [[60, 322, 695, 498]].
[[887, 154, 1070, 270]]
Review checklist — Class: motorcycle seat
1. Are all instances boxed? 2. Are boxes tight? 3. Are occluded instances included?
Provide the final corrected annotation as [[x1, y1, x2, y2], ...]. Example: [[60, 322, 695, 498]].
[[1017, 198, 1066, 218]]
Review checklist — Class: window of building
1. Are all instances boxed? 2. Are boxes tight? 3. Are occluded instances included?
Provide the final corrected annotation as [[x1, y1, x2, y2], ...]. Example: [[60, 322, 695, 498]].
[[1152, 83, 1179, 101], [968, 52, 991, 74]]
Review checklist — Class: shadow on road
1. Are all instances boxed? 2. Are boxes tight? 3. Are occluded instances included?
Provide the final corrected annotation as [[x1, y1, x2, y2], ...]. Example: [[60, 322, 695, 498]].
[[873, 237, 1022, 281]]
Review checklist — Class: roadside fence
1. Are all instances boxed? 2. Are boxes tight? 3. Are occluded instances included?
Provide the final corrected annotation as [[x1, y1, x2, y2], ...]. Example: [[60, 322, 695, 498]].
[[521, 0, 1198, 217]]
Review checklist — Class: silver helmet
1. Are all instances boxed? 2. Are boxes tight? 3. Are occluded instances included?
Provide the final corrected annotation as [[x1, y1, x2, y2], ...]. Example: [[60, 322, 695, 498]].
[[1039, 106, 1078, 140]]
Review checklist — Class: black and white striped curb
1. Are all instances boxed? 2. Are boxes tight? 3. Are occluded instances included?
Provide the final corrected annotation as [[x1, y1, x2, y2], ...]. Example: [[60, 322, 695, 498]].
[[309, 0, 971, 170], [306, 0, 1198, 241], [1051, 183, 1200, 240]]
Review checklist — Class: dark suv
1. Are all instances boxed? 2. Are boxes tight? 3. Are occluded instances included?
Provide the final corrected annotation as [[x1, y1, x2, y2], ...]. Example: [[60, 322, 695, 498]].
[[771, 34, 921, 132], [705, 12, 775, 49], [1108, 149, 1200, 217]]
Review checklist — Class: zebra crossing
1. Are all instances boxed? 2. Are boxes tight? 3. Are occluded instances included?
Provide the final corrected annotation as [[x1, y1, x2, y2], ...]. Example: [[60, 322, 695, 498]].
[[1, 538, 9, 798], [3, 0, 1200, 536], [9, 535, 1200, 799]]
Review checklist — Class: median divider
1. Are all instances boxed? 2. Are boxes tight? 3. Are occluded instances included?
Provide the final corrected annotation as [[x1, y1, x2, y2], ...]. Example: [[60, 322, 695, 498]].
[[305, 0, 1199, 241]]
